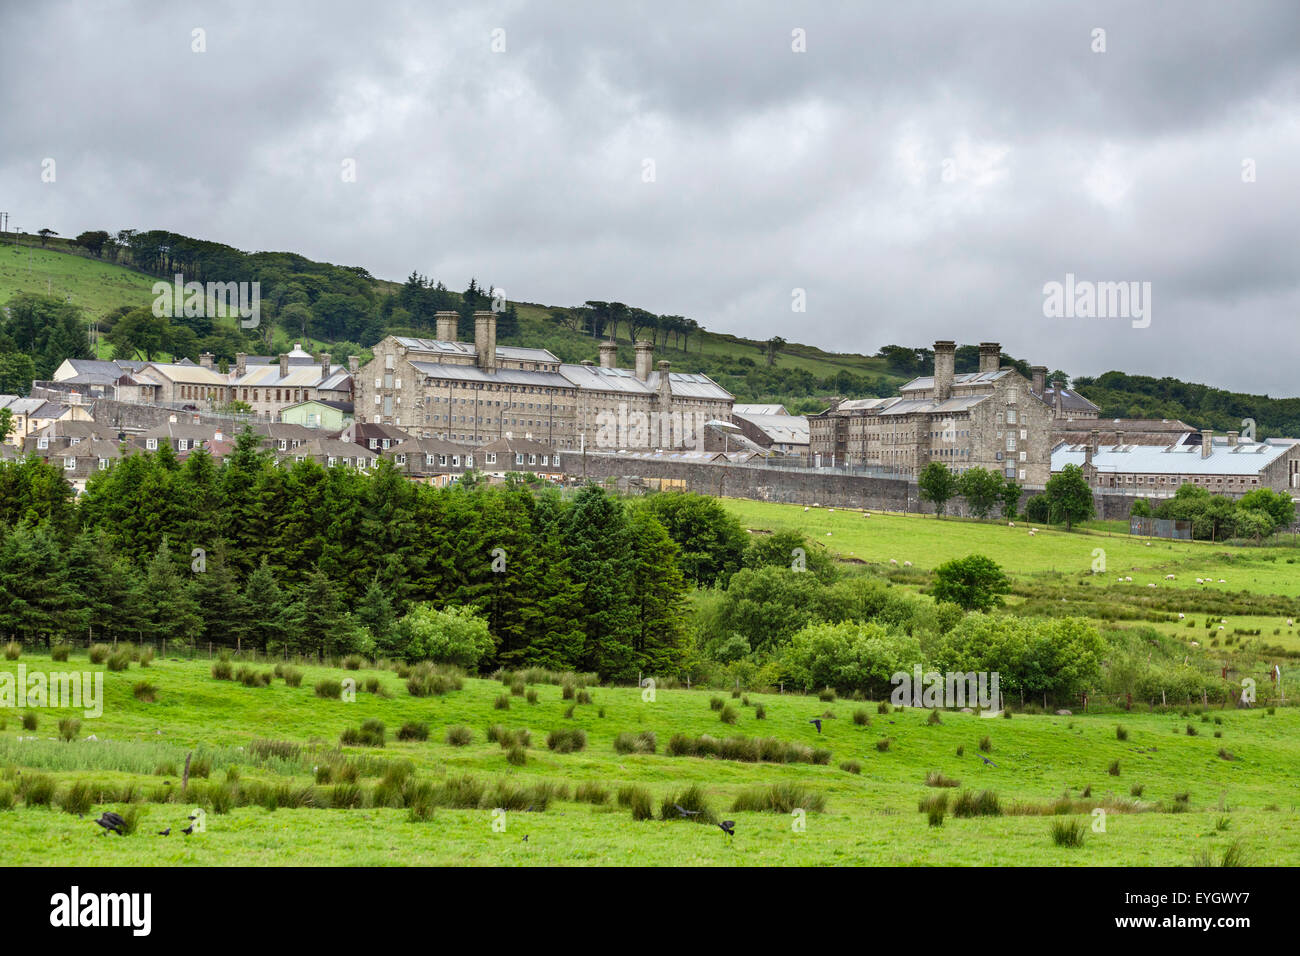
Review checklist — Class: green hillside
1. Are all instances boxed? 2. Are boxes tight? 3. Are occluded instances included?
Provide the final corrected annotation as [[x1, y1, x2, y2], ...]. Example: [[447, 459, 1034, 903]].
[[2, 235, 1296, 429]]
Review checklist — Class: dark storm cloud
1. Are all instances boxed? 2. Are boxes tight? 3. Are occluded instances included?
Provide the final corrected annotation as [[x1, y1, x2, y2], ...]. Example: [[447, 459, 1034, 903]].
[[3, 0, 1299, 394]]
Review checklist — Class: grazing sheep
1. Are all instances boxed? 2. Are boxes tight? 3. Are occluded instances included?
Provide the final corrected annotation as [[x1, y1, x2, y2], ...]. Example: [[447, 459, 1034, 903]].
[[1196, 578, 1204, 584], [1178, 613, 1185, 619], [1125, 576, 1133, 582], [1008, 522, 1015, 527], [903, 560, 912, 567], [1165, 574, 1175, 580], [1218, 579, 1226, 583], [890, 559, 898, 565]]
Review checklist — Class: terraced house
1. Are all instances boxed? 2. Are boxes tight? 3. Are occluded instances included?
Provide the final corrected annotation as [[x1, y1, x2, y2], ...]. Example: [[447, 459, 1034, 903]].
[[355, 311, 732, 451]]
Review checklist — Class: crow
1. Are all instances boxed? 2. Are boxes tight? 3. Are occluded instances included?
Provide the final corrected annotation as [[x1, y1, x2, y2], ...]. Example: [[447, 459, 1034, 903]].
[[182, 824, 194, 836], [717, 820, 735, 837], [809, 718, 822, 734], [521, 835, 529, 842], [979, 754, 997, 767], [94, 812, 125, 835], [157, 828, 170, 837], [672, 804, 700, 818]]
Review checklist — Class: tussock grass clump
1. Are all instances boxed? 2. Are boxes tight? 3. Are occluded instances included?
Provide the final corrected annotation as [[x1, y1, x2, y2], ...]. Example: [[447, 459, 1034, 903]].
[[755, 703, 766, 720], [660, 784, 717, 824], [211, 659, 234, 680], [575, 781, 609, 804], [340, 719, 385, 747], [58, 717, 81, 742], [133, 681, 158, 702], [486, 725, 531, 749], [877, 701, 892, 715], [1194, 840, 1246, 867], [955, 745, 965, 757], [667, 733, 825, 765], [1108, 759, 1121, 776], [818, 687, 836, 702], [719, 704, 738, 725], [840, 759, 862, 774], [1051, 819, 1086, 847], [188, 754, 212, 779], [106, 651, 131, 672], [0, 785, 14, 811], [343, 654, 363, 671], [927, 710, 942, 725], [60, 781, 95, 815], [918, 792, 949, 815], [19, 773, 56, 806], [731, 783, 826, 814], [875, 737, 892, 752], [331, 783, 365, 809], [546, 728, 587, 753], [928, 805, 945, 827], [21, 713, 37, 731], [363, 676, 382, 695], [506, 745, 527, 766], [925, 770, 960, 788], [978, 736, 992, 753], [249, 739, 300, 762], [1218, 748, 1236, 761], [446, 726, 473, 747], [138, 647, 155, 667], [618, 785, 655, 821], [88, 644, 110, 664], [315, 679, 342, 699], [510, 678, 526, 697], [1116, 725, 1128, 741], [397, 721, 429, 742], [853, 708, 870, 726], [561, 677, 577, 700], [709, 696, 725, 711], [406, 781, 438, 821], [406, 662, 464, 697], [51, 645, 71, 662], [494, 695, 511, 710], [576, 689, 593, 705], [2, 642, 20, 660], [1186, 724, 1198, 736], [1130, 784, 1144, 797], [281, 666, 303, 687], [613, 731, 656, 754], [526, 689, 539, 705], [952, 789, 1001, 818]]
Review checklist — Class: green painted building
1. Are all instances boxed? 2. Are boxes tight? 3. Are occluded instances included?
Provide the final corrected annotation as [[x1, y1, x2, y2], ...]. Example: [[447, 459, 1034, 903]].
[[279, 399, 353, 431]]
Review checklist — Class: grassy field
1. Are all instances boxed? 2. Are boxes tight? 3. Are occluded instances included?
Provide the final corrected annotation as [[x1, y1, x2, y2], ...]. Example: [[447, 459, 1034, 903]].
[[0, 650, 1296, 866]]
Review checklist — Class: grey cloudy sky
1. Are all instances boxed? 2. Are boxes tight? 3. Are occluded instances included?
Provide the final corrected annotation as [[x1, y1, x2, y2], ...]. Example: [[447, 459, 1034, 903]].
[[4, 1, 1299, 395]]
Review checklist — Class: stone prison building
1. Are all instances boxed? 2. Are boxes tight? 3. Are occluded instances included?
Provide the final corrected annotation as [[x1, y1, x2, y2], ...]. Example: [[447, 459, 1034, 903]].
[[354, 312, 733, 452]]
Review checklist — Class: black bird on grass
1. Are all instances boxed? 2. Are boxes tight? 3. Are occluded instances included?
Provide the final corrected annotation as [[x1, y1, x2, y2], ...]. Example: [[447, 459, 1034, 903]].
[[94, 812, 125, 835], [157, 828, 170, 836], [521, 835, 529, 842], [717, 820, 735, 837], [181, 824, 194, 836], [809, 718, 822, 734], [672, 804, 701, 818]]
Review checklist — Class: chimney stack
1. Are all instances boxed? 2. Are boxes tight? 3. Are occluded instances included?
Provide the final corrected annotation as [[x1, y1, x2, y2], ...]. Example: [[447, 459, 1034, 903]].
[[1228, 430, 1239, 447], [320, 352, 331, 376], [474, 311, 497, 372], [933, 340, 956, 401], [1086, 428, 1100, 467], [1201, 429, 1213, 458], [1052, 379, 1065, 418], [348, 355, 359, 375], [1031, 365, 1047, 395], [978, 342, 1001, 374], [435, 311, 458, 341], [199, 352, 215, 370], [599, 341, 618, 369], [656, 360, 672, 402], [634, 340, 654, 382], [235, 352, 247, 377], [279, 353, 289, 378]]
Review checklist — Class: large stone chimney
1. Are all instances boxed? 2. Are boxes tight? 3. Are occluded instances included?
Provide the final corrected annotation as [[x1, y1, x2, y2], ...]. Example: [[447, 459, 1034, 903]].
[[199, 352, 215, 370], [436, 311, 458, 341], [1228, 430, 1239, 447], [279, 353, 289, 378], [599, 341, 618, 369], [474, 311, 497, 372], [1201, 429, 1213, 458], [1051, 378, 1065, 418], [933, 340, 956, 401], [1031, 365, 1047, 395], [656, 360, 672, 402], [634, 340, 654, 382], [320, 352, 331, 376], [1086, 428, 1100, 466], [235, 352, 247, 377], [348, 355, 359, 375], [978, 342, 1001, 374]]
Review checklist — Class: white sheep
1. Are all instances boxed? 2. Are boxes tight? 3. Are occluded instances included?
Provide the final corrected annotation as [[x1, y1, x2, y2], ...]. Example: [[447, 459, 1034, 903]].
[[1165, 574, 1175, 580], [1178, 613, 1185, 619], [1125, 576, 1133, 582], [1196, 578, 1204, 584], [903, 560, 912, 567], [890, 559, 898, 565], [1218, 579, 1226, 583], [1008, 521, 1015, 527]]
